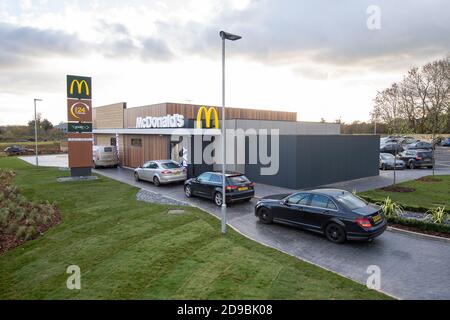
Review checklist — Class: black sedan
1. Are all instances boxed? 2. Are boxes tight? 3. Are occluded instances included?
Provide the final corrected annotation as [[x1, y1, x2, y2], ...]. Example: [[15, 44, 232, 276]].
[[184, 172, 255, 206], [404, 141, 432, 150], [4, 146, 33, 156], [380, 143, 403, 155], [255, 189, 387, 244]]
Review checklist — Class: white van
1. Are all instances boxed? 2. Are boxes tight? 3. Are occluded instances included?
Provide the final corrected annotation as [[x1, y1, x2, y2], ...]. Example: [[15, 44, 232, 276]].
[[93, 145, 119, 168]]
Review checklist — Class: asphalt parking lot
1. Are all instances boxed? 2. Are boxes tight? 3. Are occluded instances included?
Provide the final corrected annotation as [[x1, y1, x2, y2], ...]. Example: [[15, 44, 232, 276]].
[[19, 147, 450, 299]]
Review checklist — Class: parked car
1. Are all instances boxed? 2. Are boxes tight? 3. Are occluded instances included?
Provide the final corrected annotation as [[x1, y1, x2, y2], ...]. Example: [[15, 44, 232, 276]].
[[184, 172, 255, 206], [398, 149, 434, 169], [3, 146, 33, 156], [441, 137, 450, 147], [134, 160, 187, 186], [379, 153, 405, 170], [400, 137, 419, 146], [255, 189, 387, 244], [404, 141, 432, 150], [380, 143, 403, 155], [93, 145, 119, 168]]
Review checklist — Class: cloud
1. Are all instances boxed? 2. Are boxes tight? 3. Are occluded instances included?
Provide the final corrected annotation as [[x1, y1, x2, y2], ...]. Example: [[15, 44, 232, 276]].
[[153, 0, 450, 69], [0, 22, 88, 68]]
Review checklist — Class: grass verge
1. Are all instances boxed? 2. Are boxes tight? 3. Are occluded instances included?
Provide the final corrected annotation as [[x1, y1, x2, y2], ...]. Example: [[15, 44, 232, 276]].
[[360, 175, 450, 214], [0, 157, 390, 300]]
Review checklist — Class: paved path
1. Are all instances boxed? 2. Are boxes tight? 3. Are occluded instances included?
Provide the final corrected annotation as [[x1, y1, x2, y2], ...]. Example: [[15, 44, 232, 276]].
[[19, 149, 450, 299]]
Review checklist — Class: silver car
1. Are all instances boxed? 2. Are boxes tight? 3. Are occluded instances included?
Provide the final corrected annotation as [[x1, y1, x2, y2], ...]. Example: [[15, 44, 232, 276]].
[[134, 160, 187, 186], [379, 153, 405, 170]]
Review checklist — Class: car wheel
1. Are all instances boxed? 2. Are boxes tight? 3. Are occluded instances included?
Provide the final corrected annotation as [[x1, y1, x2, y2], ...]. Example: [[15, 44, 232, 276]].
[[185, 185, 192, 198], [153, 176, 161, 186], [214, 192, 223, 206], [134, 172, 140, 181], [258, 207, 273, 224], [409, 161, 415, 169], [381, 164, 386, 170], [325, 223, 346, 244]]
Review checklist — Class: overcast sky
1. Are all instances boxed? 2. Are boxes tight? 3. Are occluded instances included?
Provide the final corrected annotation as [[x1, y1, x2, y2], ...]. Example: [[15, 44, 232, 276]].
[[1, 0, 449, 125]]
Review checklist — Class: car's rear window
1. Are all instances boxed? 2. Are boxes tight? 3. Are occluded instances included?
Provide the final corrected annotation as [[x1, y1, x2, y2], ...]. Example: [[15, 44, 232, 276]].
[[103, 147, 113, 152], [381, 153, 394, 160], [160, 162, 181, 169], [227, 175, 250, 185], [335, 192, 368, 210], [418, 152, 432, 158]]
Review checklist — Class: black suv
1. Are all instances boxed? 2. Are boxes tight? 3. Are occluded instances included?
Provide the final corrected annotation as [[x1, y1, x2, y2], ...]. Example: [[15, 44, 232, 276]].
[[398, 149, 434, 169], [184, 172, 255, 206]]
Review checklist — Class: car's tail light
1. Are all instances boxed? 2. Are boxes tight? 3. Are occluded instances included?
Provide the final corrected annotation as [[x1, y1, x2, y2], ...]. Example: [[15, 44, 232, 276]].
[[161, 170, 172, 175], [416, 156, 422, 160], [249, 182, 256, 187], [356, 218, 372, 229], [226, 185, 237, 191]]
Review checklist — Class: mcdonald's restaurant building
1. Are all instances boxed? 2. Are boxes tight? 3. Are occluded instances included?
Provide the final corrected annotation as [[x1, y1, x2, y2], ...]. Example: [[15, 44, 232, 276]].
[[92, 102, 379, 189]]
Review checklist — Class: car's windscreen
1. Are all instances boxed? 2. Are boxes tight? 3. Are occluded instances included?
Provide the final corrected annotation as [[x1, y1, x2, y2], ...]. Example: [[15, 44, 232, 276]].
[[335, 192, 368, 210], [381, 153, 394, 160], [103, 147, 113, 152], [227, 175, 250, 185], [160, 162, 181, 169]]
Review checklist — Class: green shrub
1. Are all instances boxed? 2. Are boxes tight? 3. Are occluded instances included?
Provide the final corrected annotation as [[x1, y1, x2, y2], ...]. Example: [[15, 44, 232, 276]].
[[378, 197, 404, 218], [425, 207, 448, 225], [388, 216, 450, 234]]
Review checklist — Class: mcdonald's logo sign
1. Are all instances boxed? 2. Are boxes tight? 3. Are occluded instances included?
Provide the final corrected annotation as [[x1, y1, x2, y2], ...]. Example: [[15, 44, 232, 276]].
[[67, 75, 92, 99], [196, 106, 219, 129]]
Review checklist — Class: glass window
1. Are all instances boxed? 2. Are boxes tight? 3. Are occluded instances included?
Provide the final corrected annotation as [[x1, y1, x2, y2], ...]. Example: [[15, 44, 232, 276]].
[[327, 200, 338, 210], [310, 195, 331, 209], [103, 147, 113, 152], [335, 192, 368, 210], [287, 193, 310, 205], [131, 138, 142, 147], [227, 175, 250, 185], [148, 162, 158, 169], [160, 162, 181, 169], [143, 162, 152, 168], [197, 173, 212, 182], [209, 174, 222, 184]]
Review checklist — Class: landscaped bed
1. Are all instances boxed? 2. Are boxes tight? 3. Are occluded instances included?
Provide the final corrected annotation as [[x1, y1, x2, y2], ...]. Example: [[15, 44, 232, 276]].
[[0, 169, 61, 254], [0, 158, 390, 300], [360, 176, 450, 238]]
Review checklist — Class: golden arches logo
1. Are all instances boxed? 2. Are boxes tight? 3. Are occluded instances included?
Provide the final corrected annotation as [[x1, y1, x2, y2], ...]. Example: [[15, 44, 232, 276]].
[[70, 101, 90, 120], [70, 80, 90, 97], [196, 107, 219, 129]]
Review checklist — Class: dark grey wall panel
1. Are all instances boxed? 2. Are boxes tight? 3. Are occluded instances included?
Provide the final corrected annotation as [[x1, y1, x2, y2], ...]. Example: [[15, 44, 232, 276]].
[[244, 135, 379, 190]]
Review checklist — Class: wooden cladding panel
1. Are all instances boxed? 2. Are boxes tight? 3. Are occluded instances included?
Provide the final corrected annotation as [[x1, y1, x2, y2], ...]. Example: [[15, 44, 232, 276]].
[[124, 103, 167, 128], [93, 103, 126, 129], [123, 135, 169, 168], [123, 103, 297, 128], [166, 103, 297, 122]]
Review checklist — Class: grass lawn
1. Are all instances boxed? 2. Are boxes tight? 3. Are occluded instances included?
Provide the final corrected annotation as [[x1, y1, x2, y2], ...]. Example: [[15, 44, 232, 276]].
[[0, 157, 390, 300], [360, 175, 450, 212]]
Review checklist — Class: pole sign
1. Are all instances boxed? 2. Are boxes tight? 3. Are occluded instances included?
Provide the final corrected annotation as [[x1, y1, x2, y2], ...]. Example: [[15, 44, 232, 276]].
[[68, 122, 93, 133], [66, 75, 93, 177], [67, 75, 92, 99], [67, 99, 92, 122]]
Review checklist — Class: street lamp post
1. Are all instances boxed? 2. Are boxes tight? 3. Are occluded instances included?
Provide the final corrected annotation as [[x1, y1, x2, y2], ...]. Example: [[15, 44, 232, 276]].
[[219, 30, 241, 235], [34, 98, 43, 166]]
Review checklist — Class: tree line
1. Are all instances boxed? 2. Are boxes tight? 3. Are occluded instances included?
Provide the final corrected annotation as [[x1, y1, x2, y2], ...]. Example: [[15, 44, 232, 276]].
[[371, 56, 450, 134], [0, 114, 64, 142]]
